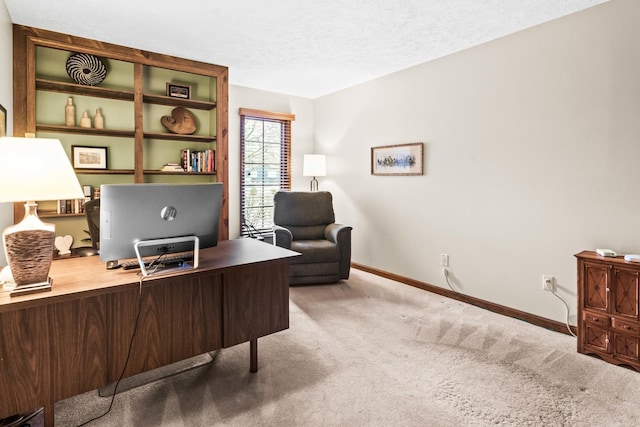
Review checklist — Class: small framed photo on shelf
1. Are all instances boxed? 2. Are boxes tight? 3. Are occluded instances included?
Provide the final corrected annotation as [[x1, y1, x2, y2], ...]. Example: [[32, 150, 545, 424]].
[[72, 145, 108, 169], [166, 83, 191, 99], [371, 142, 424, 176]]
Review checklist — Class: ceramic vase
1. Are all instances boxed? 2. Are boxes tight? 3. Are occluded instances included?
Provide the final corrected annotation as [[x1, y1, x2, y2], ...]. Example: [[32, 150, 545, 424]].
[[94, 108, 104, 129], [65, 97, 75, 127], [79, 111, 91, 128]]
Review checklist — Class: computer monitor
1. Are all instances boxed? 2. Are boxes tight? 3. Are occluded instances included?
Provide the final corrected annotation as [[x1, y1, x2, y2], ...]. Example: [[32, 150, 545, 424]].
[[99, 183, 223, 269]]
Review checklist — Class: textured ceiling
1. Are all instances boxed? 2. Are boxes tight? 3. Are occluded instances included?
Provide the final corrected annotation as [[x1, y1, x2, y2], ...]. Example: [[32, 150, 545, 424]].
[[5, 0, 607, 99]]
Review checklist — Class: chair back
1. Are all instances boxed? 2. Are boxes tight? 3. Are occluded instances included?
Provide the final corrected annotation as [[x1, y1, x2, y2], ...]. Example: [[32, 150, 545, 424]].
[[273, 191, 335, 240], [84, 198, 100, 249]]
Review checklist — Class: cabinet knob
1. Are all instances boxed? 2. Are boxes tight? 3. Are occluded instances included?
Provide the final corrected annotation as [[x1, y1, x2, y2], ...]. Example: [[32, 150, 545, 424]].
[[606, 288, 610, 292], [605, 338, 610, 344]]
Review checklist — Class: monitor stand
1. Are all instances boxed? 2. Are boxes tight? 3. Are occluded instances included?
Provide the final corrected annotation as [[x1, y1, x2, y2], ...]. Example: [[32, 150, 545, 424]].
[[133, 236, 200, 277]]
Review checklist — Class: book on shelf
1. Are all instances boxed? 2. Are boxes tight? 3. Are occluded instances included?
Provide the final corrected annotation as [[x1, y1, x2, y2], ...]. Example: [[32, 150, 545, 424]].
[[161, 162, 185, 172]]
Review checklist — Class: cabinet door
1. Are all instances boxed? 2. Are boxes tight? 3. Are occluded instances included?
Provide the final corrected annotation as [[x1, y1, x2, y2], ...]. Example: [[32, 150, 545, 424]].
[[584, 323, 611, 354], [613, 332, 639, 363], [583, 262, 610, 312], [613, 267, 640, 319]]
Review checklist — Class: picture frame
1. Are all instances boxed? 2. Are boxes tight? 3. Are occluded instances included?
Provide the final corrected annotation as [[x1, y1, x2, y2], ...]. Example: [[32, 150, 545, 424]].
[[371, 142, 423, 176], [166, 83, 191, 99], [72, 145, 108, 169], [0, 104, 6, 137]]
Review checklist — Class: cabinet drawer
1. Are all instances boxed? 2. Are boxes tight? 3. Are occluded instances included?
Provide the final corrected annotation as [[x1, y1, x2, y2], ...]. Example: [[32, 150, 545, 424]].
[[582, 311, 611, 327], [612, 318, 640, 336]]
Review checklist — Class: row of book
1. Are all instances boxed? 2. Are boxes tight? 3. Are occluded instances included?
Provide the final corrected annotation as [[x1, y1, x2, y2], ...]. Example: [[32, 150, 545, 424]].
[[56, 197, 92, 214], [181, 149, 215, 173]]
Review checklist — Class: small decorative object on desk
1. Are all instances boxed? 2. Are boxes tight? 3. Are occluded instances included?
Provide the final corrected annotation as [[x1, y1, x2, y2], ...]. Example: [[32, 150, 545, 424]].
[[54, 235, 73, 256], [161, 107, 197, 135], [79, 111, 91, 128], [65, 97, 75, 126], [66, 53, 107, 86], [93, 108, 104, 129]]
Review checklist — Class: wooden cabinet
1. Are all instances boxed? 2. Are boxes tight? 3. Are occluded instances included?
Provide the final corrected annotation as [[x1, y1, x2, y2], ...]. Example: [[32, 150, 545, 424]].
[[12, 25, 229, 242], [576, 251, 640, 371]]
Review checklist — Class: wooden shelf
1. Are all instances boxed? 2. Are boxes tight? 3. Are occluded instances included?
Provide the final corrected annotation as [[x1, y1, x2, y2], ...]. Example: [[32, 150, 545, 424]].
[[144, 132, 215, 143], [75, 168, 134, 175], [36, 78, 134, 101], [143, 94, 216, 110], [144, 170, 216, 175], [40, 212, 85, 218], [37, 124, 135, 138]]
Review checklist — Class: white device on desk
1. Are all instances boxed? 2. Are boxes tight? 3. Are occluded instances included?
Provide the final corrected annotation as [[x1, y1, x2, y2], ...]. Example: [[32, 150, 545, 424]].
[[596, 249, 617, 257], [625, 254, 640, 263]]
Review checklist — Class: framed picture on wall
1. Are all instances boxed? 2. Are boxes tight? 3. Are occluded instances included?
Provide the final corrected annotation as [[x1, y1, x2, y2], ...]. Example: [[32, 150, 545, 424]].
[[371, 142, 423, 176], [0, 104, 6, 137], [72, 145, 108, 169]]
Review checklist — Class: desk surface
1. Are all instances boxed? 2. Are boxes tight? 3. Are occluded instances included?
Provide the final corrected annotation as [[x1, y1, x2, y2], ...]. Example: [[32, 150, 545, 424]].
[[0, 238, 299, 312]]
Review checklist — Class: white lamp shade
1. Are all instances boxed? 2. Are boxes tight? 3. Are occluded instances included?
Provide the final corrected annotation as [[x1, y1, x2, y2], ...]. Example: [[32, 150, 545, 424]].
[[0, 137, 84, 202], [303, 154, 326, 177]]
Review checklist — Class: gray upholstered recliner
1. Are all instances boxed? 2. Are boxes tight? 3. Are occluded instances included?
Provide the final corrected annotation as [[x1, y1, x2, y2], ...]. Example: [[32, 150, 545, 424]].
[[273, 191, 352, 285]]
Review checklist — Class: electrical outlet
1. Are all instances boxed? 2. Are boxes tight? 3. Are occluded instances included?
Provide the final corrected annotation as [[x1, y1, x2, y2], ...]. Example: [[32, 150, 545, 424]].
[[441, 253, 449, 267], [542, 275, 555, 292]]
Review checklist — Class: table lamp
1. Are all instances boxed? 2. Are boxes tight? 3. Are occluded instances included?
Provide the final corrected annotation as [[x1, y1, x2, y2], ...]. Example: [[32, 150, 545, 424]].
[[0, 137, 84, 296], [303, 154, 326, 192]]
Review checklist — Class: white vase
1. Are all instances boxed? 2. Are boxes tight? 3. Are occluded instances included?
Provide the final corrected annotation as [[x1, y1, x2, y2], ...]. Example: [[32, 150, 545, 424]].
[[79, 111, 91, 128], [94, 108, 104, 129], [65, 97, 75, 127]]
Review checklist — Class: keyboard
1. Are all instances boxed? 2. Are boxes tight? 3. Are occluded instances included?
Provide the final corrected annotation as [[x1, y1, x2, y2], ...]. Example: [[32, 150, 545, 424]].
[[121, 254, 194, 270]]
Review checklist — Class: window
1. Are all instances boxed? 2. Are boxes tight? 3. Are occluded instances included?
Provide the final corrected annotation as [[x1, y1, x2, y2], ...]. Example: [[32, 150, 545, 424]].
[[240, 108, 295, 237]]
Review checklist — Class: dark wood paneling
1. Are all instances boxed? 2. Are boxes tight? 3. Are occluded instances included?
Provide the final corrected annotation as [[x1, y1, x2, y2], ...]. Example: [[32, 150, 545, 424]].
[[109, 275, 223, 379], [223, 261, 289, 347], [50, 295, 109, 401], [0, 306, 53, 418]]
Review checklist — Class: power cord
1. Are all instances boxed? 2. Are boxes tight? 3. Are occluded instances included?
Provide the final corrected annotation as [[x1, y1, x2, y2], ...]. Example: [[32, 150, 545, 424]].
[[545, 281, 577, 337], [77, 276, 146, 426], [442, 268, 457, 293]]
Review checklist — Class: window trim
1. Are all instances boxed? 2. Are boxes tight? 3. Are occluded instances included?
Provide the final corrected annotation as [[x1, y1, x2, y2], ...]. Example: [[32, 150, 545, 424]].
[[239, 108, 295, 238]]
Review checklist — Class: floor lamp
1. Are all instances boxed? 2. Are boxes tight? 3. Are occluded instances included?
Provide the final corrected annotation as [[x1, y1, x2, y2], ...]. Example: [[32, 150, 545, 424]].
[[0, 137, 84, 296], [303, 154, 326, 191]]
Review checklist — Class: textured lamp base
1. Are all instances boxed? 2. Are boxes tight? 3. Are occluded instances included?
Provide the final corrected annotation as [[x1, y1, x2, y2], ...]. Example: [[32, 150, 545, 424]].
[[2, 202, 56, 297], [10, 278, 52, 297]]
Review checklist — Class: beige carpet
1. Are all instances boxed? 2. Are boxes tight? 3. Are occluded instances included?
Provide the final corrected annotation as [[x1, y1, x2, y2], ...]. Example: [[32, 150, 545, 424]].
[[55, 269, 640, 426]]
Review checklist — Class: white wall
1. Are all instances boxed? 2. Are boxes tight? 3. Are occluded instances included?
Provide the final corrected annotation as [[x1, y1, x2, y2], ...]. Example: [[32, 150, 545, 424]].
[[0, 0, 13, 267], [314, 0, 640, 324], [228, 85, 315, 238]]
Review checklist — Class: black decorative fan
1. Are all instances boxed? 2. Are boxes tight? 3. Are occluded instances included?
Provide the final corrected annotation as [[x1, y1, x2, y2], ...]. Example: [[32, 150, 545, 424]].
[[66, 53, 107, 86]]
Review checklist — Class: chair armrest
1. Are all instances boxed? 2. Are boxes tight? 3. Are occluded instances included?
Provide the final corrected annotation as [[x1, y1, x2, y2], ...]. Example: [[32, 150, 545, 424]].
[[325, 223, 352, 243], [273, 225, 293, 248], [325, 223, 352, 280]]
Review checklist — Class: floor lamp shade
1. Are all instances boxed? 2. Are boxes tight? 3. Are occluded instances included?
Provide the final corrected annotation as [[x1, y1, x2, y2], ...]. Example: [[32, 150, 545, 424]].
[[0, 137, 84, 294], [303, 154, 326, 191]]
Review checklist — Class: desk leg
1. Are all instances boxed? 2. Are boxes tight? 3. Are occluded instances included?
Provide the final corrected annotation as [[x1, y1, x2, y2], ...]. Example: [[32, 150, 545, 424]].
[[44, 403, 54, 427], [250, 339, 258, 373]]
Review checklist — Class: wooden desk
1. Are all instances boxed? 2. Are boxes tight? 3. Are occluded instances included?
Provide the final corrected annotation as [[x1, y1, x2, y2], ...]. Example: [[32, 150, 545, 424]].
[[0, 239, 298, 426]]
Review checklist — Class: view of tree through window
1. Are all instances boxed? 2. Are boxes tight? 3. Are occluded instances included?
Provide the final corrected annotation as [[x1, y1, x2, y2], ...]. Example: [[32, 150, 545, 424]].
[[240, 109, 293, 237]]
